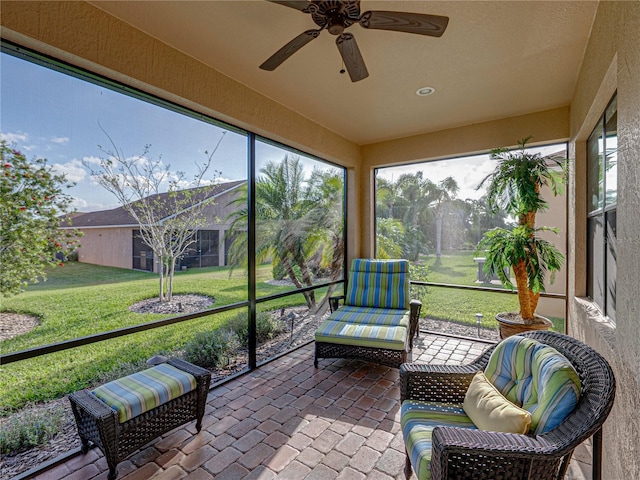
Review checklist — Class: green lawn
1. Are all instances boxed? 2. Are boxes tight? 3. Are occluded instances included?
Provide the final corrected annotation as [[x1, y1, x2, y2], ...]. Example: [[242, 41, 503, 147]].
[[415, 252, 565, 331], [0, 263, 304, 413]]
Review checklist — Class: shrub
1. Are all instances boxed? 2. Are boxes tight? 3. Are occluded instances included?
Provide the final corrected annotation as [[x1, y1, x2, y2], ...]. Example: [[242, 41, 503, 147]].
[[0, 404, 65, 454], [410, 263, 429, 305], [272, 261, 303, 283], [182, 329, 239, 369], [272, 261, 286, 281], [226, 311, 283, 345]]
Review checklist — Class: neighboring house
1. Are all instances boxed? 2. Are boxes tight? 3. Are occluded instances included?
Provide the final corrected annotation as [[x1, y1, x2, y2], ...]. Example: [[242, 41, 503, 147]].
[[64, 180, 245, 272]]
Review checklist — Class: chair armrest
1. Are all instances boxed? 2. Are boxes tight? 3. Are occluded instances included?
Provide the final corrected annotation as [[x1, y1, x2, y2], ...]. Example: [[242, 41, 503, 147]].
[[329, 295, 345, 313], [409, 299, 422, 316], [400, 363, 478, 404], [409, 299, 422, 338], [70, 389, 119, 421], [430, 426, 560, 479]]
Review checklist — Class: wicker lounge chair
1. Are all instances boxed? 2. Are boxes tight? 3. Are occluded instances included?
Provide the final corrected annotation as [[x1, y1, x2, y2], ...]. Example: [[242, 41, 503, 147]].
[[314, 258, 422, 368], [400, 330, 616, 480]]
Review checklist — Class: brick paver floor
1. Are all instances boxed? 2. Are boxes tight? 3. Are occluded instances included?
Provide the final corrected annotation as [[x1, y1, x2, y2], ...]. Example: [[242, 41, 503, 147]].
[[29, 332, 591, 480]]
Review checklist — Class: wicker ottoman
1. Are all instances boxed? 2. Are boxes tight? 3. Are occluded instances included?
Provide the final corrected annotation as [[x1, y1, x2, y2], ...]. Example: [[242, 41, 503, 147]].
[[69, 358, 211, 480]]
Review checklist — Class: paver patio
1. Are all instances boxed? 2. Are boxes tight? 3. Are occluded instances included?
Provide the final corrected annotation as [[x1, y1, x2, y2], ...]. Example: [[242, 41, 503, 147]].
[[28, 332, 592, 480]]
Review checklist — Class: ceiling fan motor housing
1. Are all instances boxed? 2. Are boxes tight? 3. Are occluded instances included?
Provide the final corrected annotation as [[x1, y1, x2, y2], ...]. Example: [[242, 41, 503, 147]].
[[311, 0, 360, 34]]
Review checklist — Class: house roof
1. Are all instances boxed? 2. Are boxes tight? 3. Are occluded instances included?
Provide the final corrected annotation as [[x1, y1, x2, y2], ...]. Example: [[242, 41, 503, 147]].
[[66, 180, 246, 228], [89, 1, 598, 146]]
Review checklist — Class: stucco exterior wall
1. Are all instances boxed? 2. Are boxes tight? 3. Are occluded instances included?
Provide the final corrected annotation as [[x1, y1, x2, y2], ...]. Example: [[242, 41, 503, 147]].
[[78, 227, 133, 270], [76, 186, 244, 271], [2, 3, 638, 477], [567, 2, 640, 479]]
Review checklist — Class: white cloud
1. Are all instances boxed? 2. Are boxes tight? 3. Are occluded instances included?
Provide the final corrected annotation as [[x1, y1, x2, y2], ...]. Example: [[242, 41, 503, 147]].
[[51, 159, 87, 183], [81, 155, 103, 166], [51, 136, 70, 145], [70, 197, 89, 210], [71, 196, 120, 213], [0, 131, 29, 144], [0, 132, 41, 154]]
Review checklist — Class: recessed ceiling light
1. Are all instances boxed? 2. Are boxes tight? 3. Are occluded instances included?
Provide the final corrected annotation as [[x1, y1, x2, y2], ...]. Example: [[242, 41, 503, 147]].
[[416, 86, 436, 96]]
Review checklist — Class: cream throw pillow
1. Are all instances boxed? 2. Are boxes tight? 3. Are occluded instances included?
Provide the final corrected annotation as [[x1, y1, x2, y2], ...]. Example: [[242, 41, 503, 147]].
[[463, 371, 532, 434]]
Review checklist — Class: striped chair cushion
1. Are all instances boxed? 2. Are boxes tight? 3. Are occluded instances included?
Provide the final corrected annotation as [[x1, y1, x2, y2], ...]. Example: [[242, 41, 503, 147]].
[[402, 401, 477, 480], [92, 363, 197, 423], [345, 259, 409, 310], [484, 335, 581, 434], [329, 305, 410, 328], [315, 319, 407, 351]]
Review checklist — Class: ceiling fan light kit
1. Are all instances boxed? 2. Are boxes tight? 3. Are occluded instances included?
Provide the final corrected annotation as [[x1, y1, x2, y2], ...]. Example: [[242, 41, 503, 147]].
[[261, 0, 449, 82]]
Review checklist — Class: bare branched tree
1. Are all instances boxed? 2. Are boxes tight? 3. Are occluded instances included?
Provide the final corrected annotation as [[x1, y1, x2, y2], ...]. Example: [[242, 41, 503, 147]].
[[85, 131, 226, 302]]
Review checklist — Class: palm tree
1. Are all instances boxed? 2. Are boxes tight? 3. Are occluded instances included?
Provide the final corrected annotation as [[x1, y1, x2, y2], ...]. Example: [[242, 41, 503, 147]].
[[477, 136, 565, 326], [375, 177, 398, 219], [395, 173, 428, 261], [226, 155, 344, 309], [427, 176, 459, 258], [375, 217, 405, 259]]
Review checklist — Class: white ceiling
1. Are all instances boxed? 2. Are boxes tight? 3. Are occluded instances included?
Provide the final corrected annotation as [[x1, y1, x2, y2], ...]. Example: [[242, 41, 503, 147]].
[[90, 1, 598, 146]]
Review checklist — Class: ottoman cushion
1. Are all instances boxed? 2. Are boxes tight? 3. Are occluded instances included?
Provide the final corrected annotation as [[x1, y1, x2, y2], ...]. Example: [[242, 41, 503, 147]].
[[92, 363, 197, 423]]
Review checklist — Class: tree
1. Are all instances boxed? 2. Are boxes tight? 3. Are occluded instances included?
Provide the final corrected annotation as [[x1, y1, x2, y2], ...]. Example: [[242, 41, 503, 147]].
[[226, 155, 344, 309], [477, 136, 565, 323], [464, 195, 509, 246], [86, 133, 225, 302], [426, 176, 459, 258], [376, 218, 405, 259], [395, 172, 428, 261], [0, 141, 82, 296]]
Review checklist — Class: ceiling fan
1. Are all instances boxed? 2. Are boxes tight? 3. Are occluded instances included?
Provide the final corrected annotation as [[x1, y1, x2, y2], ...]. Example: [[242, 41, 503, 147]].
[[260, 0, 449, 82]]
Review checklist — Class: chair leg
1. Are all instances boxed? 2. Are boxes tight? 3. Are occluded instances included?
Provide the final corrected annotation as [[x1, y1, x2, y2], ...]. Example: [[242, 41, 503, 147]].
[[593, 427, 603, 480], [107, 464, 118, 480], [404, 453, 413, 479]]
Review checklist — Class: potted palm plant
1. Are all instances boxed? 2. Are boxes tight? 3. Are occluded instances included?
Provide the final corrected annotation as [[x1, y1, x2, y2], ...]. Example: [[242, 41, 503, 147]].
[[477, 136, 565, 338]]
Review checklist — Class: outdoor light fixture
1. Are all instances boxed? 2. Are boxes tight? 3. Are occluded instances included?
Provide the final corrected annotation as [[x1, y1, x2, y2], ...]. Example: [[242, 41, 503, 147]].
[[475, 313, 483, 338]]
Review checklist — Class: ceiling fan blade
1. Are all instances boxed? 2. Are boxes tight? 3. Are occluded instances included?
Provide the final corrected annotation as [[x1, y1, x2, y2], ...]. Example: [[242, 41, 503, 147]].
[[336, 33, 369, 82], [260, 29, 321, 71], [359, 11, 449, 37], [267, 1, 312, 13]]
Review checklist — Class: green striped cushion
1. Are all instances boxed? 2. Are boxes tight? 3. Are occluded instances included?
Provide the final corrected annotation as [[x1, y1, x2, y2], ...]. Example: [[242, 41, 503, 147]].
[[346, 259, 409, 309], [329, 305, 410, 328], [315, 319, 407, 350], [484, 335, 581, 434], [92, 363, 197, 423], [402, 401, 477, 480]]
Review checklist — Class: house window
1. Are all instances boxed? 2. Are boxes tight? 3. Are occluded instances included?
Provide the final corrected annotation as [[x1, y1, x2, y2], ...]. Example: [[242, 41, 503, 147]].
[[132, 230, 154, 271], [586, 94, 617, 322], [178, 230, 219, 268]]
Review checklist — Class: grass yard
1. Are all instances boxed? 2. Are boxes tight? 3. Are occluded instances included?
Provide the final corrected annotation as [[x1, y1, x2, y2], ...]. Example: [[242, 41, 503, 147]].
[[414, 252, 565, 332], [0, 263, 307, 413]]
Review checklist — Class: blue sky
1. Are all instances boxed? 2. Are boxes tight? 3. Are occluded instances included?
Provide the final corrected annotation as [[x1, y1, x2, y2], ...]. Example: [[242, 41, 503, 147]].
[[1, 52, 256, 212]]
